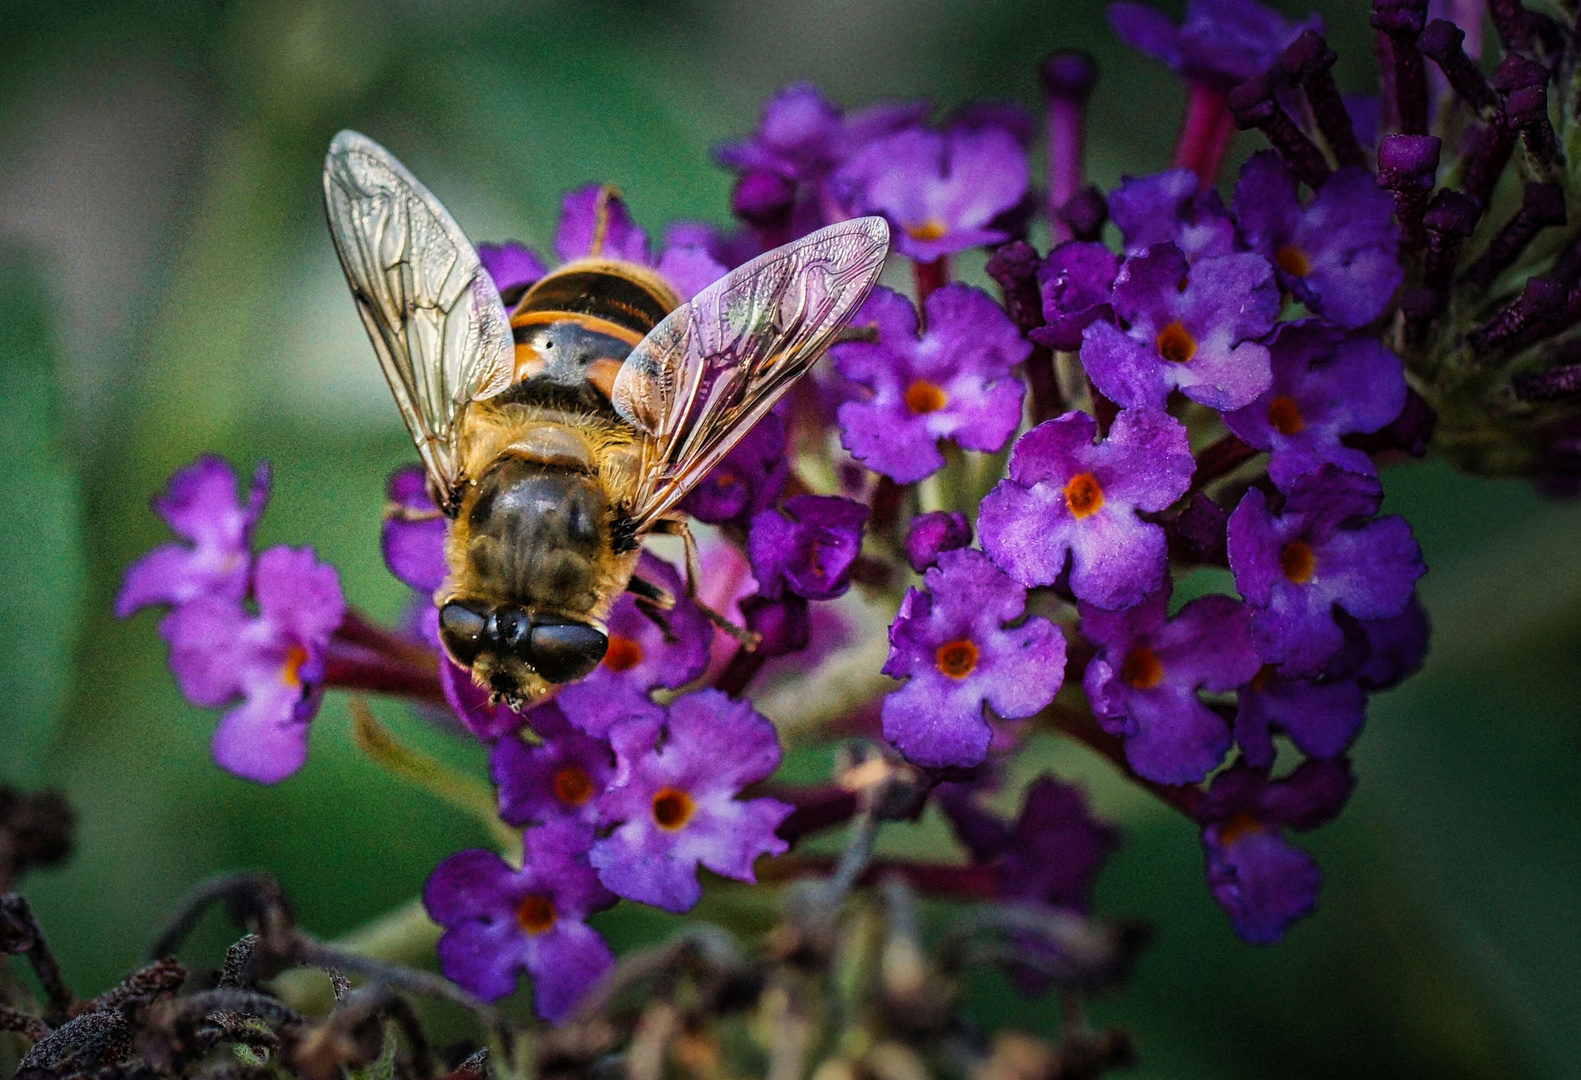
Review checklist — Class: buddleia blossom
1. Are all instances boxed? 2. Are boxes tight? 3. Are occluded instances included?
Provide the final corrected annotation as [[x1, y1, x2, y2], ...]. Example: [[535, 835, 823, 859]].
[[881, 549, 1066, 769], [1109, 0, 1318, 90], [748, 494, 869, 602], [833, 285, 1028, 483], [491, 703, 615, 829], [424, 821, 615, 1021], [590, 690, 791, 913]]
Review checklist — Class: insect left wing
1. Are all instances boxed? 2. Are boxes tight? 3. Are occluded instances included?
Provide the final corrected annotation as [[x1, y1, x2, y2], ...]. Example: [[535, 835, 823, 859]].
[[611, 216, 890, 532], [323, 130, 515, 511]]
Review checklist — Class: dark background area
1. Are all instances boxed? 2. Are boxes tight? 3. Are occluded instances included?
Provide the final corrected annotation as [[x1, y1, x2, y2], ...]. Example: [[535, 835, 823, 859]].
[[0, 0, 1577, 1075]]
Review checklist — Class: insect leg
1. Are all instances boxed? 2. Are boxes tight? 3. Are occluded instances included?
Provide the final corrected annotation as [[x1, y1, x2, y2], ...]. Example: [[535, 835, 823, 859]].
[[625, 573, 676, 609], [650, 518, 760, 650]]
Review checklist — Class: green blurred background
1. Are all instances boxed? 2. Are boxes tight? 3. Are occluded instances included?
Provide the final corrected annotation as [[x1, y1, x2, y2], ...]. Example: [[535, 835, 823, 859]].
[[0, 0, 1577, 1075]]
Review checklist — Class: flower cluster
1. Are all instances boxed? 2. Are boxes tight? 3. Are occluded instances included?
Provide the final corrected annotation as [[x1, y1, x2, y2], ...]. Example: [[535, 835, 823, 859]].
[[130, 0, 1581, 1033]]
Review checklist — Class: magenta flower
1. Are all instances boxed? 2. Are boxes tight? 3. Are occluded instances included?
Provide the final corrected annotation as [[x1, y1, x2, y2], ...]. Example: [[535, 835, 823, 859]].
[[1081, 587, 1262, 784], [748, 495, 869, 602], [1109, 0, 1319, 91], [1028, 241, 1121, 352], [477, 241, 547, 299], [833, 285, 1028, 484], [1197, 758, 1354, 944], [116, 456, 269, 618], [834, 124, 1030, 262], [904, 510, 973, 573], [1222, 320, 1408, 491], [1232, 152, 1401, 329], [590, 690, 790, 913], [679, 411, 789, 527], [1107, 170, 1237, 260], [381, 465, 446, 594], [161, 546, 344, 784], [1227, 466, 1426, 676], [442, 657, 528, 743], [1234, 665, 1366, 768], [978, 408, 1195, 610], [491, 702, 615, 828], [424, 822, 615, 1021], [716, 84, 929, 188], [881, 549, 1066, 769], [1080, 242, 1279, 411]]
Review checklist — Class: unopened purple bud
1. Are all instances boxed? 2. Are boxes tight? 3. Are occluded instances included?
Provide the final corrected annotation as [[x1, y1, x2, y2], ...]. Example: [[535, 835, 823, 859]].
[[1040, 50, 1098, 101], [1513, 363, 1581, 402], [905, 511, 973, 573], [1344, 386, 1436, 457], [1399, 286, 1446, 344], [731, 169, 796, 228], [1378, 134, 1440, 250], [741, 594, 811, 659], [1488, 0, 1555, 59], [1059, 185, 1108, 243], [1467, 276, 1568, 356], [1227, 74, 1331, 189], [1423, 188, 1481, 290], [1376, 134, 1440, 190], [1372, 0, 1429, 134], [1459, 121, 1517, 208], [1166, 492, 1230, 567], [1505, 86, 1562, 168], [1462, 182, 1566, 290], [985, 240, 1044, 333], [1371, 0, 1427, 35], [1491, 55, 1547, 95], [1417, 19, 1496, 116], [1279, 30, 1364, 169]]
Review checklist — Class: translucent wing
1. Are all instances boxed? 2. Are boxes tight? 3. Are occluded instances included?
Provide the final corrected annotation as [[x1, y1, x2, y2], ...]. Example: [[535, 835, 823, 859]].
[[322, 130, 514, 510], [611, 216, 890, 532]]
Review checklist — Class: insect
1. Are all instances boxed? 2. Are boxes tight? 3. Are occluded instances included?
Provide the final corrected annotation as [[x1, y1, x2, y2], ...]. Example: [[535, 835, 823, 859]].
[[322, 130, 890, 710]]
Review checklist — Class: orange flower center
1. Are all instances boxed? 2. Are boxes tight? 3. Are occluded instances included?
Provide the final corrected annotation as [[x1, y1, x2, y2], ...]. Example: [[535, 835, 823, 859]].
[[1064, 472, 1105, 518], [516, 893, 557, 935], [1120, 646, 1163, 690], [1216, 812, 1265, 846], [651, 787, 695, 831], [602, 634, 643, 672], [552, 765, 594, 807], [280, 645, 309, 689], [1280, 539, 1316, 584], [904, 219, 948, 242], [1266, 394, 1305, 435], [934, 639, 979, 679], [1155, 320, 1197, 364], [1274, 243, 1312, 278], [904, 380, 948, 414]]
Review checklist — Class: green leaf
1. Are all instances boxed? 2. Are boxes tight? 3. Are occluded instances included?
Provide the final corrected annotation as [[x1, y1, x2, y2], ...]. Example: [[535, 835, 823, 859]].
[[0, 248, 85, 784]]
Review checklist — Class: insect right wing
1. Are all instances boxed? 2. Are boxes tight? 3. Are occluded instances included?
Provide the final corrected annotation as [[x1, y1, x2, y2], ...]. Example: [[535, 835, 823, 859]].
[[610, 216, 891, 532], [322, 130, 515, 512]]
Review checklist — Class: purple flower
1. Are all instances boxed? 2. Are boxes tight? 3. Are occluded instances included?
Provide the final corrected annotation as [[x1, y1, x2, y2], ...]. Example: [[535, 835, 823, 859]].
[[1233, 152, 1402, 329], [904, 511, 973, 573], [381, 466, 446, 593], [1109, 0, 1320, 90], [491, 703, 615, 828], [423, 822, 615, 1021], [1233, 665, 1367, 768], [161, 546, 344, 784], [1028, 242, 1121, 352], [881, 549, 1066, 769], [590, 690, 790, 912], [116, 456, 269, 618], [1197, 758, 1354, 943], [679, 411, 789, 526], [833, 285, 1028, 483], [1107, 170, 1237, 260], [1080, 243, 1279, 411], [834, 125, 1030, 262], [1222, 321, 1408, 491], [998, 777, 1119, 911], [554, 186, 726, 300], [1227, 466, 1426, 675], [1082, 587, 1262, 784], [715, 84, 929, 188], [748, 494, 869, 602], [477, 241, 547, 298], [978, 409, 1195, 610], [1348, 598, 1430, 690], [556, 554, 712, 736]]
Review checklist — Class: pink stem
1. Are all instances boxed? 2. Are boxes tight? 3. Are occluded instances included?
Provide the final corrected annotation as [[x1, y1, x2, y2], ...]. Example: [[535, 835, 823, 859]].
[[913, 257, 950, 305], [1173, 84, 1236, 187]]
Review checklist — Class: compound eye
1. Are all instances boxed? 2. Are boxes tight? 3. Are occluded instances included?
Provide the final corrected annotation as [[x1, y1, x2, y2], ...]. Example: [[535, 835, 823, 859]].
[[489, 607, 532, 651], [529, 619, 608, 683], [437, 601, 488, 666]]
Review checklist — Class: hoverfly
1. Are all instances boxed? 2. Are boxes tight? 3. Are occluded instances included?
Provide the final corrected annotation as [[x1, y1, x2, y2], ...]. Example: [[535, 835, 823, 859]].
[[323, 131, 890, 710]]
